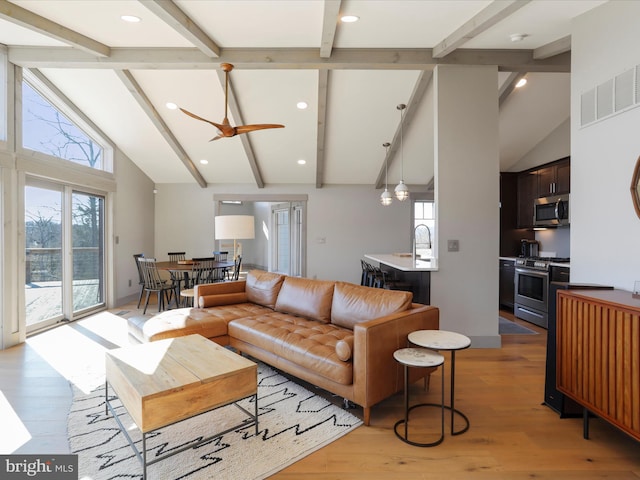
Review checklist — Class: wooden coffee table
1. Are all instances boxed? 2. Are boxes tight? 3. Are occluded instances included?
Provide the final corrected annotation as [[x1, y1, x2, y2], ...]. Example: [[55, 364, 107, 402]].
[[105, 334, 258, 479]]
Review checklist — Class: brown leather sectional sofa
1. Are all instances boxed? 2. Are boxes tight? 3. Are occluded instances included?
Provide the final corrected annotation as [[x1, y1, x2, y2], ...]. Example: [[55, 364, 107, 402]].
[[128, 270, 439, 425]]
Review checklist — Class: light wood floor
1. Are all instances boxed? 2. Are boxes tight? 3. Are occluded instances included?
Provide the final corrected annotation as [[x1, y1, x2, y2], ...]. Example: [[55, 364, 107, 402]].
[[1, 304, 639, 479]]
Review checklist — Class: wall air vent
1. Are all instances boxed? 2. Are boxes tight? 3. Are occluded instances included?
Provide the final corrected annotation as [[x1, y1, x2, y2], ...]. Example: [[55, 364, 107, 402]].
[[580, 89, 596, 126], [597, 79, 614, 119], [615, 69, 634, 112], [581, 65, 640, 128]]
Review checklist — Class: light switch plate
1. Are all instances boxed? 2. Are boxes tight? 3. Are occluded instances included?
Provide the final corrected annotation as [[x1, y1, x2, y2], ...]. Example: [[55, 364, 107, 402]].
[[447, 239, 459, 252]]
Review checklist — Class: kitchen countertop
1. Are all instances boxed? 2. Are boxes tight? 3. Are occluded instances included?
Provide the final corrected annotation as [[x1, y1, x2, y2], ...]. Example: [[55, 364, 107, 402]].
[[365, 254, 438, 272]]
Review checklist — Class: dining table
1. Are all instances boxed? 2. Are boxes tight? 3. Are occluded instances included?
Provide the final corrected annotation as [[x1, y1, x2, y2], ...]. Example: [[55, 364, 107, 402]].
[[156, 259, 235, 306]]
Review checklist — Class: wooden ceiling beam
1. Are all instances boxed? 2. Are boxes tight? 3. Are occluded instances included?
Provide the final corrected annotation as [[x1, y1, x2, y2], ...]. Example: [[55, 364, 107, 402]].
[[115, 70, 208, 188], [215, 69, 265, 188], [375, 69, 433, 189], [315, 69, 329, 188], [433, 0, 531, 58], [320, 0, 342, 59], [534, 35, 571, 60], [7, 47, 571, 73], [499, 71, 527, 106], [0, 0, 110, 57], [140, 0, 221, 58]]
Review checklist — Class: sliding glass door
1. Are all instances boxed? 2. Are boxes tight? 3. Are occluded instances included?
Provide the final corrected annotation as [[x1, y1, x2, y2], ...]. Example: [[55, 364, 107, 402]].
[[25, 183, 63, 329], [25, 179, 105, 332]]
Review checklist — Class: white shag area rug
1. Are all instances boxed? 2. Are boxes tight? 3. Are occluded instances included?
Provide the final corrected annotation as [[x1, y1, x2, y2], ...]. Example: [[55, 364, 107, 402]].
[[68, 362, 362, 480]]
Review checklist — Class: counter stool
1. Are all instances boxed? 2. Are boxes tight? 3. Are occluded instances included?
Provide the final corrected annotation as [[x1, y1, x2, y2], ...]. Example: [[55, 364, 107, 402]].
[[408, 330, 471, 435], [393, 348, 445, 447]]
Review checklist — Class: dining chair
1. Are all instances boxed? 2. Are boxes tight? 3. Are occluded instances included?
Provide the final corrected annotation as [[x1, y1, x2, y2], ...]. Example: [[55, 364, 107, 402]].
[[138, 257, 179, 314], [191, 257, 217, 285], [167, 251, 190, 288], [133, 253, 145, 308], [168, 252, 186, 262], [228, 255, 242, 281], [212, 251, 229, 280]]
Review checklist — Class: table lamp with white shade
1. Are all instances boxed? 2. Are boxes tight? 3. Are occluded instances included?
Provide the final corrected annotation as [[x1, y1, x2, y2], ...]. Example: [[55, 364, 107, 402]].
[[214, 215, 255, 260]]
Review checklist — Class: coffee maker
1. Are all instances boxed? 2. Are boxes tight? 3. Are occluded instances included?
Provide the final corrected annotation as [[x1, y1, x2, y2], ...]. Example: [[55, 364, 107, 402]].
[[520, 239, 539, 257]]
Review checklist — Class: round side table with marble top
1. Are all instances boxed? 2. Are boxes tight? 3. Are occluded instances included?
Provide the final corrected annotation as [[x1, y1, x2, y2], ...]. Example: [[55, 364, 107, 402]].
[[393, 347, 445, 447], [408, 329, 471, 435]]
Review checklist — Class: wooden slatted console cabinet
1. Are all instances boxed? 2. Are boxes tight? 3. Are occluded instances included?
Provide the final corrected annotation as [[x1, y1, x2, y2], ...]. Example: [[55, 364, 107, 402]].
[[556, 289, 640, 441]]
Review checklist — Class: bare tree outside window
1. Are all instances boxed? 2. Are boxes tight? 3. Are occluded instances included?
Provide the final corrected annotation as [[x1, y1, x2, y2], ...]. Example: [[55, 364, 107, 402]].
[[22, 81, 103, 169]]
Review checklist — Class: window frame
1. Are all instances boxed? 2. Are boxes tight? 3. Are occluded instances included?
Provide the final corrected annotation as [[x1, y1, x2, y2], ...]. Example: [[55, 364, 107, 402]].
[[18, 68, 114, 175]]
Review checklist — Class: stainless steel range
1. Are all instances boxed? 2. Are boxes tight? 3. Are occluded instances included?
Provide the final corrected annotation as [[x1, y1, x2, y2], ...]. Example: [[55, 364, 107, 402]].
[[514, 257, 570, 328]]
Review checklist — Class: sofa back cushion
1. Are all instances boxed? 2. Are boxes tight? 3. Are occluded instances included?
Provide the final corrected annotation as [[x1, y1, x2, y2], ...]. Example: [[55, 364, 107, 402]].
[[199, 292, 248, 308], [331, 281, 413, 330], [245, 270, 285, 309], [274, 277, 335, 323]]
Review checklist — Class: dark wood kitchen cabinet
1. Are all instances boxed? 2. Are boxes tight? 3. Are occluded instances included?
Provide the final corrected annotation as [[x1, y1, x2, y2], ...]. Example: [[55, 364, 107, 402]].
[[502, 173, 534, 253], [499, 259, 515, 309], [517, 171, 538, 228], [537, 157, 570, 196], [517, 157, 571, 228]]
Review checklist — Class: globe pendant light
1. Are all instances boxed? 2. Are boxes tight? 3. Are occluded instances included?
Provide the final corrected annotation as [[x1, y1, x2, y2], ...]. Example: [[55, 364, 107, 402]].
[[394, 103, 410, 201], [380, 142, 393, 206]]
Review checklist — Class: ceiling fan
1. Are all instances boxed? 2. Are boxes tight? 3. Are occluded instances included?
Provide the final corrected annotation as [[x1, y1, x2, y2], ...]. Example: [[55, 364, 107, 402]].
[[180, 63, 284, 141]]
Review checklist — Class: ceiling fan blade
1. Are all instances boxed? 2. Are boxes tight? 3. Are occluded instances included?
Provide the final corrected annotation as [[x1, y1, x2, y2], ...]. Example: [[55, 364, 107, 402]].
[[179, 108, 224, 130], [235, 124, 285, 135], [209, 135, 223, 142]]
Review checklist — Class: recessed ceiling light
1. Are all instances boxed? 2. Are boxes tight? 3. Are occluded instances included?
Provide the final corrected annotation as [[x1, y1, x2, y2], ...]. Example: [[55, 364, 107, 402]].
[[199, 159, 209, 165], [297, 159, 306, 165], [166, 102, 178, 110], [297, 101, 308, 110], [515, 78, 527, 88], [341, 15, 359, 23], [121, 15, 141, 23]]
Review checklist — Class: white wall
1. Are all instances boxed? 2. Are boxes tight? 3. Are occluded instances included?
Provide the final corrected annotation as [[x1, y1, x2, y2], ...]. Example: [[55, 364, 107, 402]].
[[112, 149, 155, 305], [153, 184, 416, 285], [432, 65, 501, 347], [570, 1, 640, 291], [509, 118, 570, 172]]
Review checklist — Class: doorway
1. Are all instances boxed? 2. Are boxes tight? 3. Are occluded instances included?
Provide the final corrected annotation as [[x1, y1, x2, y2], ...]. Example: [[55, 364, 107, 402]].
[[271, 202, 304, 276], [214, 194, 307, 277]]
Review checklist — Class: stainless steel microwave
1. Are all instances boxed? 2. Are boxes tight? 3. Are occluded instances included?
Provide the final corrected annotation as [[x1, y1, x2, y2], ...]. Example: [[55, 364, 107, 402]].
[[534, 194, 569, 227]]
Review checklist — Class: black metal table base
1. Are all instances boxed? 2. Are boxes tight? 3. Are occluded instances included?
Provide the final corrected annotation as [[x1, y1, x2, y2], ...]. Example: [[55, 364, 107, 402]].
[[105, 381, 259, 479], [448, 405, 470, 435], [394, 362, 445, 447], [394, 402, 445, 447]]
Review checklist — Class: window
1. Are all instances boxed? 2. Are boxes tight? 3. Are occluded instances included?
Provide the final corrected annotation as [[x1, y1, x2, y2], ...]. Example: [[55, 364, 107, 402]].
[[414, 200, 435, 259], [21, 77, 107, 170]]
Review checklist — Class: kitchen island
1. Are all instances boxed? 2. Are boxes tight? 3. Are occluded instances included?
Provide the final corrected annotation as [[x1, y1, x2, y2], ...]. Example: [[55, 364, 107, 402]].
[[364, 254, 438, 305]]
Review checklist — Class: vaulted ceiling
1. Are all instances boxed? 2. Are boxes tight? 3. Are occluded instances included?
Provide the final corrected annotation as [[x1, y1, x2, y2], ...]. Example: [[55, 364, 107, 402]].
[[0, 1, 604, 189]]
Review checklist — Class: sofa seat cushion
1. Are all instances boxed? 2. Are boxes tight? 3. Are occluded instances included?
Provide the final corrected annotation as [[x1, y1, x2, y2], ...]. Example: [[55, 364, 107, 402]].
[[229, 312, 354, 385], [130, 304, 272, 342]]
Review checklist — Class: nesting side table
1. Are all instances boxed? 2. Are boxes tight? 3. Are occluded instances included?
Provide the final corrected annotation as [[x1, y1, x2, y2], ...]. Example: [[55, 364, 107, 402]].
[[393, 348, 445, 447], [409, 329, 471, 435]]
